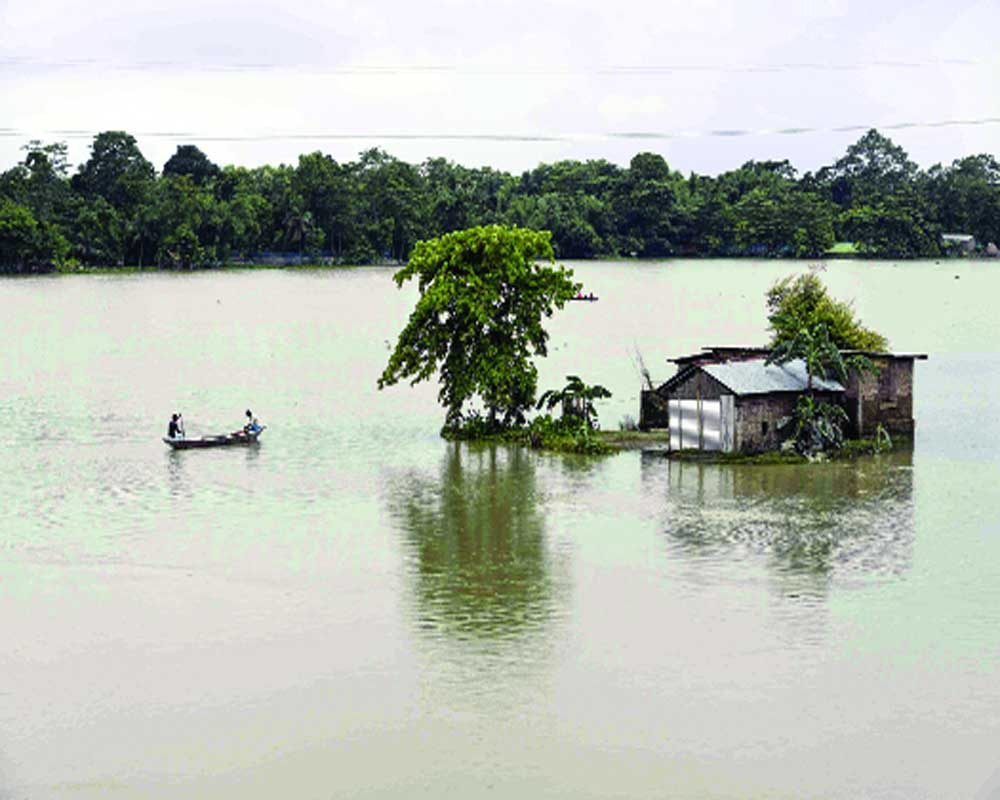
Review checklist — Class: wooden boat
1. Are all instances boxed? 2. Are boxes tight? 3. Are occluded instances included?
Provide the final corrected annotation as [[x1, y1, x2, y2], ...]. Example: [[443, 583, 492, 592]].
[[163, 429, 264, 450], [568, 295, 599, 302]]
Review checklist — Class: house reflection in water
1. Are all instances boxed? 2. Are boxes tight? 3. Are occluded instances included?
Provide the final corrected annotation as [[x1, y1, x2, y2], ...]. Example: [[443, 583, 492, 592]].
[[639, 448, 915, 594]]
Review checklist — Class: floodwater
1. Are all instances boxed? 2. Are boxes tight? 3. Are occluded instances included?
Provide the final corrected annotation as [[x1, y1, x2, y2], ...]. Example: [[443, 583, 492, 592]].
[[1, 260, 998, 799]]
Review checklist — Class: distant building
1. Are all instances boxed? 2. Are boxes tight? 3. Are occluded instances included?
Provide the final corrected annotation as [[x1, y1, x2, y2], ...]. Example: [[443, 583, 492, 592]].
[[639, 346, 927, 453], [942, 233, 977, 254]]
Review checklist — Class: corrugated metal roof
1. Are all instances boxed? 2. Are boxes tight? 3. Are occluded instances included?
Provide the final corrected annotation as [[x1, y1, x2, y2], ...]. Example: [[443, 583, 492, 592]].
[[702, 358, 845, 395]]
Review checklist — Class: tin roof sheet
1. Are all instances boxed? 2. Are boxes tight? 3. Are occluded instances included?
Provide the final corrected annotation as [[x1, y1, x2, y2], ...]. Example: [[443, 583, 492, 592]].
[[702, 358, 845, 395]]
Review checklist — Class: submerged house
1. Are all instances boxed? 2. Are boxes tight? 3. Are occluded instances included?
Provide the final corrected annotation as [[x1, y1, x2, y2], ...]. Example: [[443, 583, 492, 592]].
[[639, 346, 926, 453]]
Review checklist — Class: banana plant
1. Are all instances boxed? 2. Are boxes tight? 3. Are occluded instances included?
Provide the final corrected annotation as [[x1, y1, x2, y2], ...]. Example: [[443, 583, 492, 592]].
[[536, 375, 612, 430]]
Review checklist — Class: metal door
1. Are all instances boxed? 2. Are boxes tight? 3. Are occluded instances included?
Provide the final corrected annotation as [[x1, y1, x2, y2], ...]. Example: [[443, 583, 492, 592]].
[[700, 400, 722, 451], [669, 398, 724, 450]]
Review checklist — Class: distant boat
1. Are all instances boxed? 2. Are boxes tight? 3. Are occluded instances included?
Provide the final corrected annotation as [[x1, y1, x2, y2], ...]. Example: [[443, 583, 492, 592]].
[[163, 429, 265, 450], [569, 294, 599, 302]]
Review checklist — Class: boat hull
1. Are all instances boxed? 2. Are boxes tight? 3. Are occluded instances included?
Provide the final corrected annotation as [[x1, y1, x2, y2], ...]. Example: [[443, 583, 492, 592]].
[[163, 431, 263, 450]]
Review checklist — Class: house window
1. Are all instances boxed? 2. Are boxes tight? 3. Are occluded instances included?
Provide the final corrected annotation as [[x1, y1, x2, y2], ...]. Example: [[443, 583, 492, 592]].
[[761, 421, 769, 436]]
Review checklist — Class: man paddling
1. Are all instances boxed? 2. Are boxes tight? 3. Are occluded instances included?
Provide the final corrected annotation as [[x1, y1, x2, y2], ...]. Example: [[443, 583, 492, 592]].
[[167, 413, 185, 440]]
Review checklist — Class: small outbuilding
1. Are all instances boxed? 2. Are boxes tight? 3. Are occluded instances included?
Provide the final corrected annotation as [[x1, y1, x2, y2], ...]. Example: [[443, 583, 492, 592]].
[[639, 347, 926, 453], [942, 233, 976, 254]]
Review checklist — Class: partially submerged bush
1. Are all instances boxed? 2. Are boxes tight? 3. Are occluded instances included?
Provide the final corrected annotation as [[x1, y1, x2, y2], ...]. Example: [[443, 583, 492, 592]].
[[443, 410, 613, 455], [780, 396, 850, 456], [526, 414, 613, 455]]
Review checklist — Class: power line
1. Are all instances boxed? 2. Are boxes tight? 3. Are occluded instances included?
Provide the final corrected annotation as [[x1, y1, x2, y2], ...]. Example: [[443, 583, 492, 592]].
[[0, 56, 996, 76], [2, 118, 1000, 144]]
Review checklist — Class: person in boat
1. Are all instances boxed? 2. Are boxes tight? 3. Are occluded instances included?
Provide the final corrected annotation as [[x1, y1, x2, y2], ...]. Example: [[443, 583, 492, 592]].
[[167, 413, 185, 440], [242, 409, 262, 434]]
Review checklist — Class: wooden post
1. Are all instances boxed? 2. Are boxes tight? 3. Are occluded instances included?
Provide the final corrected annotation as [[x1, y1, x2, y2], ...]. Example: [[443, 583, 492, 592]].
[[697, 385, 704, 449]]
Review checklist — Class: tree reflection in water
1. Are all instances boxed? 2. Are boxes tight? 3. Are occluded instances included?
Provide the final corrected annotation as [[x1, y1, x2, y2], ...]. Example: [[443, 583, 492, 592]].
[[387, 443, 560, 642], [641, 448, 915, 593]]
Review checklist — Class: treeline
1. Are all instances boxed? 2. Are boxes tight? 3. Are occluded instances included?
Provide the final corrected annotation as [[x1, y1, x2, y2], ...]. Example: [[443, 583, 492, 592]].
[[2, 128, 999, 272]]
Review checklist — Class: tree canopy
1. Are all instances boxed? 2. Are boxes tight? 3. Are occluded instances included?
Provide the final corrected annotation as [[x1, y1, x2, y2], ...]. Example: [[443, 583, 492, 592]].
[[162, 144, 221, 185], [766, 273, 888, 352], [2, 127, 999, 272], [378, 225, 579, 428]]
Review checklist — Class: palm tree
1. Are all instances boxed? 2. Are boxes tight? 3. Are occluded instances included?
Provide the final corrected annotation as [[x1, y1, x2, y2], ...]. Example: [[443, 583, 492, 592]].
[[766, 321, 872, 390], [536, 375, 612, 429], [767, 321, 876, 455], [284, 209, 314, 255]]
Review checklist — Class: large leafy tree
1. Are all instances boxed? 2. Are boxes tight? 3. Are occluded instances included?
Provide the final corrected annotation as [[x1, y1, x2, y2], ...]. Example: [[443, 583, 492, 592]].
[[0, 198, 69, 272], [294, 151, 353, 258], [163, 144, 220, 185], [71, 132, 156, 265], [354, 148, 428, 262], [213, 166, 271, 257], [611, 152, 682, 256], [838, 196, 941, 258], [731, 187, 835, 257], [150, 174, 219, 268], [72, 131, 155, 212], [378, 225, 580, 428], [767, 273, 888, 351], [817, 128, 918, 209], [19, 141, 73, 226]]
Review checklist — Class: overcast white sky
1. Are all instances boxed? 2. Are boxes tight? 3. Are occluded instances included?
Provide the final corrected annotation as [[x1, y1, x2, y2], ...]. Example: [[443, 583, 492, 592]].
[[2, 0, 999, 176]]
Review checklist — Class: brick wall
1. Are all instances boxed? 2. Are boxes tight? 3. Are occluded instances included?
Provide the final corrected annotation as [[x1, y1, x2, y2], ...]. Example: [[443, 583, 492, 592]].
[[735, 395, 798, 452], [844, 358, 916, 435]]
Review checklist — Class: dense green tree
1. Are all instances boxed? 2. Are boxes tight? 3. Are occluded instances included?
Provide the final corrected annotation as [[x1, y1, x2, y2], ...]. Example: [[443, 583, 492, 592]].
[[0, 198, 69, 271], [69, 196, 124, 265], [213, 166, 271, 256], [162, 144, 220, 185], [767, 273, 888, 351], [378, 225, 579, 428], [731, 188, 835, 257], [611, 152, 683, 256], [518, 159, 622, 199], [766, 276, 882, 455], [925, 155, 1000, 246], [72, 131, 155, 211], [293, 152, 356, 258], [70, 132, 156, 265], [19, 141, 73, 225], [817, 129, 918, 209], [422, 158, 511, 234], [150, 174, 219, 267], [838, 195, 940, 258], [354, 149, 428, 261], [503, 193, 608, 258], [2, 127, 998, 272]]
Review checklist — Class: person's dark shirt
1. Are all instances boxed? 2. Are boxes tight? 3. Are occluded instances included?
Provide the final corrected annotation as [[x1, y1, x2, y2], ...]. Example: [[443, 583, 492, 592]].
[[168, 419, 179, 438]]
